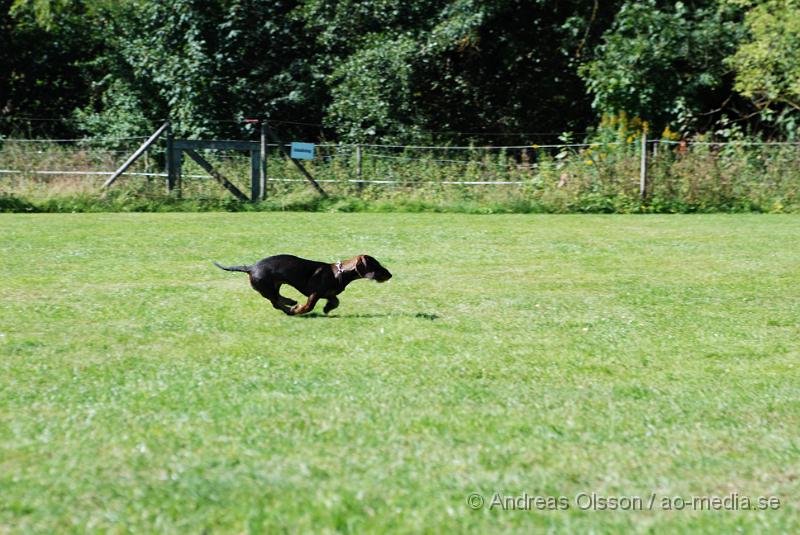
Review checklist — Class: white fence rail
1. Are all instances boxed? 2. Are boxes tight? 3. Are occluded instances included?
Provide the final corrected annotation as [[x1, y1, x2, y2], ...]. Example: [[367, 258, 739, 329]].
[[2, 135, 800, 192]]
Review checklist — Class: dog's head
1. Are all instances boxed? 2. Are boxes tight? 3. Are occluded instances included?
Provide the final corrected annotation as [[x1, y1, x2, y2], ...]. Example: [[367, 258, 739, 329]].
[[358, 255, 392, 283]]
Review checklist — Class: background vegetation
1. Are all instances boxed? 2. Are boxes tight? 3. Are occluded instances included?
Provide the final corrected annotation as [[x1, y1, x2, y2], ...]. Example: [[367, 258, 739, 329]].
[[4, 0, 800, 143], [2, 135, 799, 214], [3, 0, 800, 213]]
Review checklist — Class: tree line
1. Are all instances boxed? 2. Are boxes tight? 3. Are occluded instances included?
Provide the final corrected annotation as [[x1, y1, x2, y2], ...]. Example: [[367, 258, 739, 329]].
[[2, 0, 799, 143]]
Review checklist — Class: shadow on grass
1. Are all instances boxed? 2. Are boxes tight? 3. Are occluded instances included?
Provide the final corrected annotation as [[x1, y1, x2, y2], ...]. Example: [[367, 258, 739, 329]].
[[297, 311, 439, 320]]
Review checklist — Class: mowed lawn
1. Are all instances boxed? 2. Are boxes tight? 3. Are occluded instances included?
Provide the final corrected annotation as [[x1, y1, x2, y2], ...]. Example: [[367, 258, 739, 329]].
[[1, 213, 798, 533]]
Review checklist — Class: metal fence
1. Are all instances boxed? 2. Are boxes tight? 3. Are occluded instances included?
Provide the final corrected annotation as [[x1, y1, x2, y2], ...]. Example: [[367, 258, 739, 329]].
[[3, 129, 800, 204]]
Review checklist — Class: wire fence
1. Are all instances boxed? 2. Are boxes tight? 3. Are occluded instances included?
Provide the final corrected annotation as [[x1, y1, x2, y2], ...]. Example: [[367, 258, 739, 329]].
[[1, 133, 799, 211]]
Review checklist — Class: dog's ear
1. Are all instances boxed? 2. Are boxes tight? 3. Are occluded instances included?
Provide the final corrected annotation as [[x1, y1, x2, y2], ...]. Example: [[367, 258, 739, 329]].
[[358, 255, 374, 278]]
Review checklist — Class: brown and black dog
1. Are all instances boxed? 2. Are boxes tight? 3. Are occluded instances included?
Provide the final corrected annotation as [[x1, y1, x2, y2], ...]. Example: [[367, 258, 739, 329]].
[[214, 254, 392, 315]]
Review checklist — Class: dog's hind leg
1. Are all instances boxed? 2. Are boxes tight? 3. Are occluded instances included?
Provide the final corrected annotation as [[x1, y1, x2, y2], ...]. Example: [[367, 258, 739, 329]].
[[263, 291, 292, 314], [252, 277, 292, 315], [275, 284, 298, 307], [266, 294, 292, 315]]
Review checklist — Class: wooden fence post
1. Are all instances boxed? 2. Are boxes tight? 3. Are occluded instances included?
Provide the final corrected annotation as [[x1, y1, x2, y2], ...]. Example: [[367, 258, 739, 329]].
[[355, 144, 363, 190], [250, 150, 260, 202], [640, 130, 647, 201], [103, 121, 169, 188], [166, 122, 176, 194], [174, 150, 183, 197], [260, 121, 268, 200]]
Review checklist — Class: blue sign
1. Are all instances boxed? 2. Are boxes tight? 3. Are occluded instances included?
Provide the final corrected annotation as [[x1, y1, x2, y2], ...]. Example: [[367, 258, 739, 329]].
[[290, 142, 315, 160]]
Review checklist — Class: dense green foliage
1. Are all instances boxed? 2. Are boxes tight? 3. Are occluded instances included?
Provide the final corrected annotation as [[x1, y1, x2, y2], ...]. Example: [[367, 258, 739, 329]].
[[728, 0, 800, 135], [580, 0, 745, 133], [3, 0, 800, 141]]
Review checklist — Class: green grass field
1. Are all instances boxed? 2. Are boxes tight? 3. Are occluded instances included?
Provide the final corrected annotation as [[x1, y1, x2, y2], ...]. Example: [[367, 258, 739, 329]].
[[1, 213, 798, 533]]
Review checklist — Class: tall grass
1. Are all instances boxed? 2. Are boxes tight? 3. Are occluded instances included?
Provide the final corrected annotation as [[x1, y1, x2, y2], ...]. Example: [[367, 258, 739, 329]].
[[1, 136, 798, 213]]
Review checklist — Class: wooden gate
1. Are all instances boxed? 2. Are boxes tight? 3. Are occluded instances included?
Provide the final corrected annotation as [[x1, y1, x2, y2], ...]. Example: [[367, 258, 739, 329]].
[[105, 120, 326, 200]]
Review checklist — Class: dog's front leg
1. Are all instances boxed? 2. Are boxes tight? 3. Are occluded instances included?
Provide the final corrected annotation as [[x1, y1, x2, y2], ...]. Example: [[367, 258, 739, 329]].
[[288, 293, 319, 315], [323, 297, 339, 314]]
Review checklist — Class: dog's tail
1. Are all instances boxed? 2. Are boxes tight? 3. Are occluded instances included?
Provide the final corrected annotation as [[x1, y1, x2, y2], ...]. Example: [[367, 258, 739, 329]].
[[213, 261, 252, 273]]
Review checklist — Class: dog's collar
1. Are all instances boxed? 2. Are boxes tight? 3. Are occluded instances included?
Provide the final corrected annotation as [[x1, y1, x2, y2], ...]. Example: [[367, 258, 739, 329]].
[[335, 260, 364, 278], [335, 260, 349, 290]]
